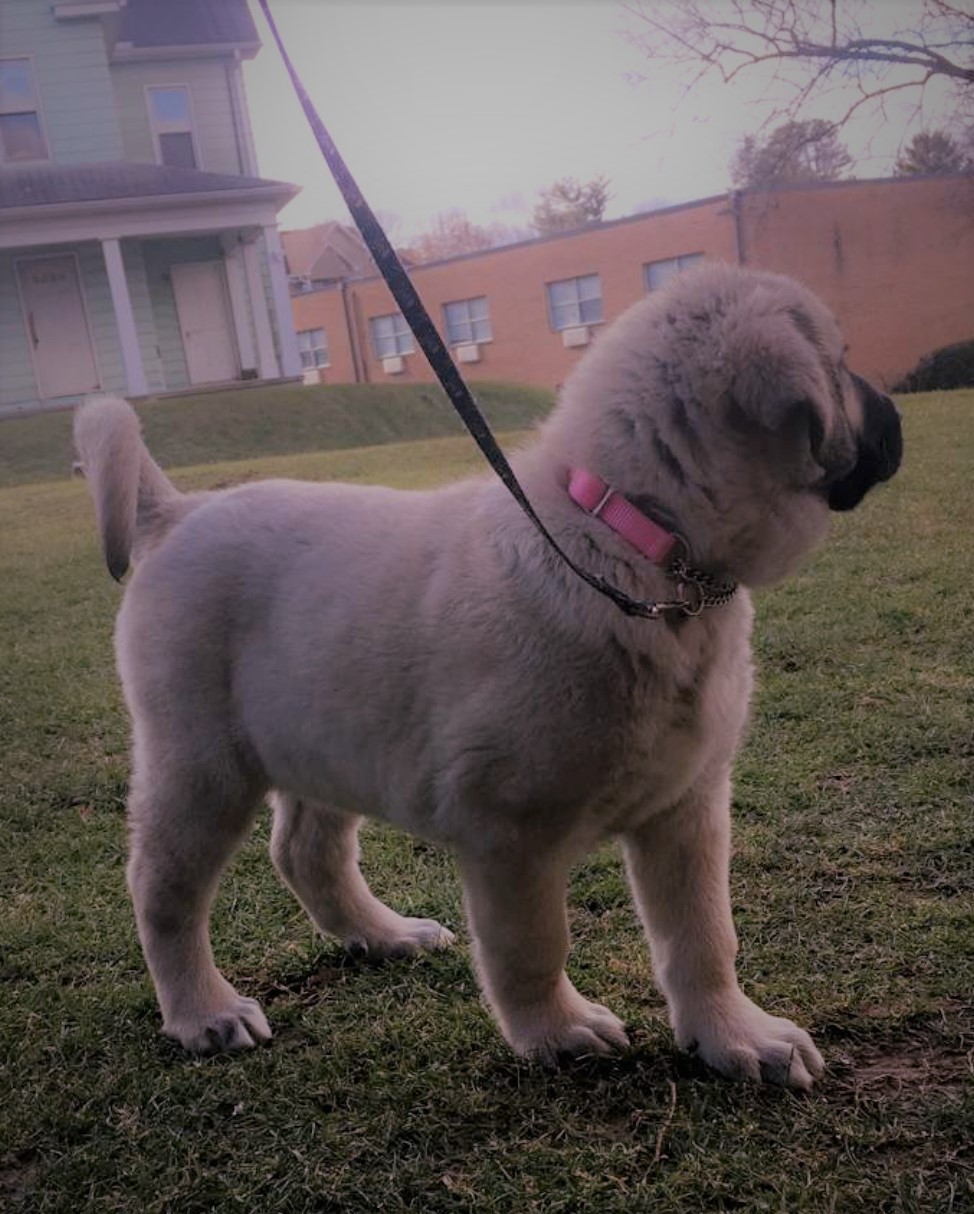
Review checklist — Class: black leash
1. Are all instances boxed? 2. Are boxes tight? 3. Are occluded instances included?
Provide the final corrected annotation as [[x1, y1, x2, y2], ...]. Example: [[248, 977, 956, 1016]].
[[257, 0, 687, 620]]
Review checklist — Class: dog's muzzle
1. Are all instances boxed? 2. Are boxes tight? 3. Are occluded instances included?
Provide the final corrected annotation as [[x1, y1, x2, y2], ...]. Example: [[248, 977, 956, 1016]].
[[827, 377, 903, 513]]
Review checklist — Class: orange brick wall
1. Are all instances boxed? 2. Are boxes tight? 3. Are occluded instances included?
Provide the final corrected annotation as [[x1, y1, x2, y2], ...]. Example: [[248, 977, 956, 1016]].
[[290, 176, 974, 391], [291, 285, 357, 383], [741, 175, 974, 387]]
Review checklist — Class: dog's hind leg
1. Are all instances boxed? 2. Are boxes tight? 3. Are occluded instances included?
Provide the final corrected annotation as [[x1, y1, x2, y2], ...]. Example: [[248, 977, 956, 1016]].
[[126, 735, 271, 1054], [269, 793, 455, 958]]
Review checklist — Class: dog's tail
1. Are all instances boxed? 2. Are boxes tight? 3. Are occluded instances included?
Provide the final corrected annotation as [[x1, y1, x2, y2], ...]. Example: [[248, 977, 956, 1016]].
[[74, 395, 200, 581]]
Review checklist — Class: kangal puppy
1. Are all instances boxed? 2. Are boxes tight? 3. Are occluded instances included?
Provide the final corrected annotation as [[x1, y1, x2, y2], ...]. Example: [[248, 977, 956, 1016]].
[[75, 264, 901, 1088]]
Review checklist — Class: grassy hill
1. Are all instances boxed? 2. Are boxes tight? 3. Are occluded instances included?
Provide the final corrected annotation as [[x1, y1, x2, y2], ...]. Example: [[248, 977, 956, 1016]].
[[0, 380, 553, 489]]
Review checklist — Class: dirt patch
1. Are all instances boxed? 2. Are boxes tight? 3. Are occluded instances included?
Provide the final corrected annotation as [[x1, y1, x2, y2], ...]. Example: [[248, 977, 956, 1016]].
[[825, 1004, 974, 1101], [0, 1149, 40, 1204]]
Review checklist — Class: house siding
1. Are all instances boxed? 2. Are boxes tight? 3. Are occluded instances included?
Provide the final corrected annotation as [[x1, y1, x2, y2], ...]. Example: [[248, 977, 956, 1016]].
[[0, 0, 122, 165], [112, 59, 243, 175], [0, 251, 39, 407]]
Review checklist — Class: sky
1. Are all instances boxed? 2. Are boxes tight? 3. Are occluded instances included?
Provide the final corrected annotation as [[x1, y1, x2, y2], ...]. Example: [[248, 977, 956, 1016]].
[[242, 0, 960, 240]]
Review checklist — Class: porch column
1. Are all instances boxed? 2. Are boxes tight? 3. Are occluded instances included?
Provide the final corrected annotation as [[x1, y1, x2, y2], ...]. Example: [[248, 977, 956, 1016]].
[[262, 223, 302, 378], [222, 240, 257, 375], [102, 237, 148, 397], [241, 235, 279, 380]]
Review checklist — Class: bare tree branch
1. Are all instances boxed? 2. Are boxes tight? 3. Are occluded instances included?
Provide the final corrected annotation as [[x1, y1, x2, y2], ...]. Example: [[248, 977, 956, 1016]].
[[622, 0, 974, 138]]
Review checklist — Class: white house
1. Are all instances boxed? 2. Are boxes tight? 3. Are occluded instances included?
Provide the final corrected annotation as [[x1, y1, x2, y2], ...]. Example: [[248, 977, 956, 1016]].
[[0, 0, 301, 414]]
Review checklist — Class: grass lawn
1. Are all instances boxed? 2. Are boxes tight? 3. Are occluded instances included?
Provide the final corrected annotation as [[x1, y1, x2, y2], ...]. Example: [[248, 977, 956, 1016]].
[[0, 379, 554, 490], [1, 393, 972, 1212]]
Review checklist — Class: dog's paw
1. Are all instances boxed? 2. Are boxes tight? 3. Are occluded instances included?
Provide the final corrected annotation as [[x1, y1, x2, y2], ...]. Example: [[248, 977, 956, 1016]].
[[343, 916, 456, 960], [163, 995, 272, 1055], [502, 981, 629, 1064], [675, 992, 824, 1090]]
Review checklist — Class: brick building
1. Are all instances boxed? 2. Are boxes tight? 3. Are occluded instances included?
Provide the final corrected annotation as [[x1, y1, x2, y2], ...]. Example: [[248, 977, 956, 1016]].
[[288, 174, 974, 392]]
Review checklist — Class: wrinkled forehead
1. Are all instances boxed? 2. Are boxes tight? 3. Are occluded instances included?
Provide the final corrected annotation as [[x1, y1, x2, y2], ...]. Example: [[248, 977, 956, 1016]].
[[782, 293, 846, 361]]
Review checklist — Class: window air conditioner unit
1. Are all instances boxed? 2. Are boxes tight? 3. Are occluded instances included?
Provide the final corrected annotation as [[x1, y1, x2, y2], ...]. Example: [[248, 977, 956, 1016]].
[[562, 326, 590, 348], [456, 342, 481, 364], [381, 355, 405, 374]]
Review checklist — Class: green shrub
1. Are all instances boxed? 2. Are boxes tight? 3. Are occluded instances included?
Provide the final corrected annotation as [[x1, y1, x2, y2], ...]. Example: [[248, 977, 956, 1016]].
[[893, 338, 974, 393]]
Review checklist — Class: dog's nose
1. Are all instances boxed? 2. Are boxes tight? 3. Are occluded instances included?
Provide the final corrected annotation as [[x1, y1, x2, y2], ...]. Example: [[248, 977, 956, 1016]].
[[827, 379, 903, 511], [869, 391, 903, 483]]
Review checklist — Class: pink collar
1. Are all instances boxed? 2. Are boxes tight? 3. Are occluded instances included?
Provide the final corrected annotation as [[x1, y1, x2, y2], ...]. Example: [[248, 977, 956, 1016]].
[[568, 468, 678, 566]]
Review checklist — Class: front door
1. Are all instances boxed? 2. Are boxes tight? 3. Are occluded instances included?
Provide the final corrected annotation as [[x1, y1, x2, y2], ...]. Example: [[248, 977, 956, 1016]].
[[171, 260, 239, 385], [17, 254, 100, 399]]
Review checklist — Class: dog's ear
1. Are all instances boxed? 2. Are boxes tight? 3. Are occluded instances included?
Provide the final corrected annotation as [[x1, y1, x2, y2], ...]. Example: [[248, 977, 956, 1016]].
[[724, 307, 850, 477]]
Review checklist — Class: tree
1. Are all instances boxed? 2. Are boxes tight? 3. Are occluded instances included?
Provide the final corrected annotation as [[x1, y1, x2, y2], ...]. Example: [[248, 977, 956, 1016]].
[[731, 119, 853, 188], [408, 210, 495, 262], [531, 176, 611, 235], [623, 0, 974, 141], [895, 128, 971, 175]]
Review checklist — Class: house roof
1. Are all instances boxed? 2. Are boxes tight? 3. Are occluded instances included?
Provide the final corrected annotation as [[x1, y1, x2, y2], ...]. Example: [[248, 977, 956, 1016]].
[[280, 221, 376, 281], [116, 0, 259, 52], [0, 161, 296, 211]]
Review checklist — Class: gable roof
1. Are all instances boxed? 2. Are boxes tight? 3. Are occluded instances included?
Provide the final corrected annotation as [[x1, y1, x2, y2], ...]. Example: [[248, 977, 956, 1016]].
[[281, 221, 376, 281], [0, 161, 296, 211], [115, 0, 260, 54]]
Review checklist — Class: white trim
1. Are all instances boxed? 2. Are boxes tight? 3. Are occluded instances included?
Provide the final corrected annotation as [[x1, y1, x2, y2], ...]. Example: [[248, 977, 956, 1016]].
[[113, 43, 261, 63], [222, 240, 257, 373], [262, 224, 301, 377], [54, 2, 124, 18], [15, 251, 102, 400], [0, 55, 52, 165], [0, 184, 293, 224], [241, 235, 279, 379], [101, 237, 148, 396], [0, 195, 291, 250], [145, 83, 202, 171], [227, 60, 260, 177]]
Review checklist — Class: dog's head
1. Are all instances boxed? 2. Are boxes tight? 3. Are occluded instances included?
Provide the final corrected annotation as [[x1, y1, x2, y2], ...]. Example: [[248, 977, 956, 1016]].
[[557, 263, 902, 587]]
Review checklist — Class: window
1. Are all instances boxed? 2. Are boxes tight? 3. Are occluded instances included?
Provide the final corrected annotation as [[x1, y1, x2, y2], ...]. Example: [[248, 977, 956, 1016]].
[[443, 297, 491, 346], [644, 253, 706, 292], [147, 85, 198, 169], [0, 59, 48, 162], [297, 327, 329, 369], [369, 312, 414, 358], [443, 296, 492, 345], [546, 274, 602, 330]]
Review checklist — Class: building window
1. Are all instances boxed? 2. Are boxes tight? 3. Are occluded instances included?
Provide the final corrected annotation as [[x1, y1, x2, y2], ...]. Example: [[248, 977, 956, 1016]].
[[644, 253, 706, 292], [369, 312, 414, 358], [546, 274, 602, 330], [0, 59, 48, 162], [147, 85, 198, 169], [297, 327, 329, 369], [443, 296, 492, 345]]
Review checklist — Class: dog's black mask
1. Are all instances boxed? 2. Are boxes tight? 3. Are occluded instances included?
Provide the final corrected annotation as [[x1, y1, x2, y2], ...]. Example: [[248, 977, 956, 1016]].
[[827, 374, 903, 512]]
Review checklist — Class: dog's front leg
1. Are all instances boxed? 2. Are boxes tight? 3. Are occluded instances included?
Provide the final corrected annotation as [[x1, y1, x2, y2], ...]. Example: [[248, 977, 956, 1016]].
[[458, 846, 628, 1063], [622, 771, 824, 1089]]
